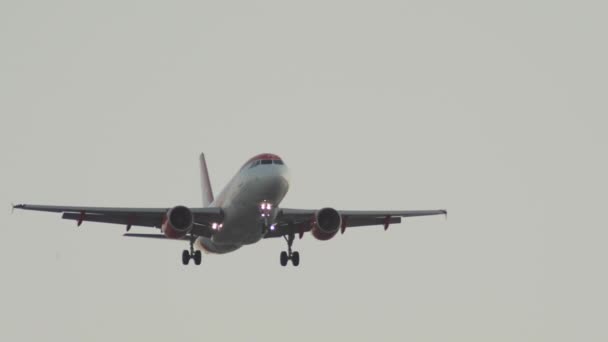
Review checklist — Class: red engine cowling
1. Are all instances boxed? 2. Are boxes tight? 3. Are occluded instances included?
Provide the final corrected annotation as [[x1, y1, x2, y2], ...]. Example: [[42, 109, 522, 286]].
[[161, 205, 194, 239], [311, 207, 342, 241]]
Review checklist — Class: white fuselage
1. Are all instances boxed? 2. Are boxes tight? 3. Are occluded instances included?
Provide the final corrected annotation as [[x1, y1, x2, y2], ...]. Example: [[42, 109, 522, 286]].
[[196, 162, 290, 253]]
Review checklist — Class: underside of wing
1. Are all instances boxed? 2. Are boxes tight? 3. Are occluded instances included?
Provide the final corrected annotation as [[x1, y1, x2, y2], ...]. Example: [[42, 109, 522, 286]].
[[123, 233, 189, 240], [13, 204, 223, 232], [61, 212, 161, 227], [278, 208, 447, 220], [267, 207, 446, 239], [339, 209, 447, 218]]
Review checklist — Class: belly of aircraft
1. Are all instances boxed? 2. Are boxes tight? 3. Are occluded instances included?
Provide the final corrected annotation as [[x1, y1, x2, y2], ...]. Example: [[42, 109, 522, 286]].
[[197, 171, 288, 254], [195, 207, 263, 254]]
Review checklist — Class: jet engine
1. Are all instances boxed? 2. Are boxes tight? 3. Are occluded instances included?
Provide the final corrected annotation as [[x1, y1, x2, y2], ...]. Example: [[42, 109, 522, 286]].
[[311, 207, 342, 240], [161, 205, 194, 239]]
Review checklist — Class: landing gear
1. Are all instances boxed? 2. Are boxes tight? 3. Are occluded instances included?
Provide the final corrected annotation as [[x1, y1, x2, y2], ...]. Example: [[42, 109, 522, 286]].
[[260, 201, 273, 235], [261, 222, 269, 236], [292, 251, 300, 266], [280, 251, 289, 266], [182, 250, 190, 265], [182, 235, 202, 266], [193, 250, 202, 265], [280, 233, 300, 267]]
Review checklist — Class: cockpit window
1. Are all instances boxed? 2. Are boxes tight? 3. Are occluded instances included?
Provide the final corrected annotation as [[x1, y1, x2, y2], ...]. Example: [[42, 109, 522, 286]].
[[246, 158, 284, 169]]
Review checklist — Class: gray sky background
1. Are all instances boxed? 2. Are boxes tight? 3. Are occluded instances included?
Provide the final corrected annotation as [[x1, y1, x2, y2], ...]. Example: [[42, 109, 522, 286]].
[[1, 1, 607, 341]]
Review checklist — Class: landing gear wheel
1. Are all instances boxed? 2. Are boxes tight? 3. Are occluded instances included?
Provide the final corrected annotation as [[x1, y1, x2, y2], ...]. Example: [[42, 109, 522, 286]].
[[193, 250, 202, 265], [291, 251, 300, 266], [280, 233, 300, 267], [182, 235, 202, 266], [182, 250, 190, 265], [280, 251, 289, 266]]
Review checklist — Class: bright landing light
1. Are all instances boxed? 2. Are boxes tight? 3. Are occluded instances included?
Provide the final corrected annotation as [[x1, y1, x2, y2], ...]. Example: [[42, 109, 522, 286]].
[[260, 202, 273, 210]]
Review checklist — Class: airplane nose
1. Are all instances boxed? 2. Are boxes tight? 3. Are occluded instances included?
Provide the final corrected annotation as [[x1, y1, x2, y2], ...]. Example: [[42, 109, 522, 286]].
[[278, 166, 290, 183], [256, 166, 290, 190]]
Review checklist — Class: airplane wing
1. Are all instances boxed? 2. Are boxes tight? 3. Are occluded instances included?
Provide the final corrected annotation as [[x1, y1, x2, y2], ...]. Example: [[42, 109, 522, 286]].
[[12, 204, 223, 236], [265, 208, 447, 238]]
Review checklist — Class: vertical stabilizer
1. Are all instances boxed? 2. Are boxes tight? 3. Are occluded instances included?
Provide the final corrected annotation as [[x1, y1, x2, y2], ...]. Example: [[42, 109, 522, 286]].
[[199, 153, 214, 207]]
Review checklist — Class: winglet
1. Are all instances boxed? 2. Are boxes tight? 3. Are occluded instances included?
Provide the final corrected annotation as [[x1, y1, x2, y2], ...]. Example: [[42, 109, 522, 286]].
[[11, 203, 23, 214], [443, 210, 448, 220]]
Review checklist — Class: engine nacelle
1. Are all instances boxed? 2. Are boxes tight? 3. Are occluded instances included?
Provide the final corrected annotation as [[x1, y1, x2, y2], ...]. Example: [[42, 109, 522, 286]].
[[161, 205, 194, 239], [311, 207, 342, 241]]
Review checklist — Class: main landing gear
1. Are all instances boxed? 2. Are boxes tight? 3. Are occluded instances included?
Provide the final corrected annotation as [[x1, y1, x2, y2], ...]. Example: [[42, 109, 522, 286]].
[[280, 233, 300, 267], [182, 235, 202, 266]]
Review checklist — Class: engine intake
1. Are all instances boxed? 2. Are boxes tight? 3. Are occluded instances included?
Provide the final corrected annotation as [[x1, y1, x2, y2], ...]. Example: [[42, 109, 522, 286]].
[[162, 205, 194, 239], [311, 207, 342, 240]]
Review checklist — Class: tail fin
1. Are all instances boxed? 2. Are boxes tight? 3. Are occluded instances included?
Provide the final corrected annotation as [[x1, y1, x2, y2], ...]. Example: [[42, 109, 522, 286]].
[[199, 153, 214, 207]]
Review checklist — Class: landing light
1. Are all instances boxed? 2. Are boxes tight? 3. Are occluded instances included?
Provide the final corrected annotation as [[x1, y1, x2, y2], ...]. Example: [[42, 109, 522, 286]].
[[260, 202, 273, 210], [270, 224, 276, 231]]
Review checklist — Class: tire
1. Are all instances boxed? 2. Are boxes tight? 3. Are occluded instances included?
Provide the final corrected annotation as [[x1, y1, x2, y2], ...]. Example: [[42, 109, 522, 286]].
[[280, 251, 288, 266], [292, 251, 300, 267], [182, 250, 190, 265], [193, 250, 202, 265]]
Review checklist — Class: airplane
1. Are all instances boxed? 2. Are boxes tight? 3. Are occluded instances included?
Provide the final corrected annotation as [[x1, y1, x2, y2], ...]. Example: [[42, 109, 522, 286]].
[[13, 153, 447, 267]]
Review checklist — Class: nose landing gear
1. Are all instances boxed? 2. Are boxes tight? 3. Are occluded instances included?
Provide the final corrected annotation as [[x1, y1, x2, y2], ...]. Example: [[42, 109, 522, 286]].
[[260, 201, 273, 235], [280, 233, 300, 267], [182, 235, 202, 266]]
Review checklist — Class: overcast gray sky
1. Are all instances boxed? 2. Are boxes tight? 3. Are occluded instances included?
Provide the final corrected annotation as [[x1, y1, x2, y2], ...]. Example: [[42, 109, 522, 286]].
[[1, 0, 607, 341]]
